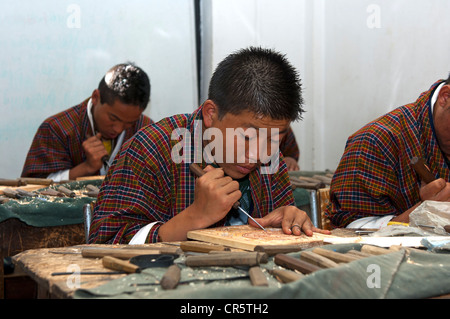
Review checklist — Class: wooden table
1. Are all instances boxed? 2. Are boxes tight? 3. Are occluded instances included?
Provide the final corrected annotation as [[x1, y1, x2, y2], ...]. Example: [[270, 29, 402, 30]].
[[11, 229, 359, 299], [12, 243, 180, 299]]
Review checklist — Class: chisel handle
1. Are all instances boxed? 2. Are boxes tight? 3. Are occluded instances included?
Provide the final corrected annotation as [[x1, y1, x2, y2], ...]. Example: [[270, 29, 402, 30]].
[[189, 163, 240, 209], [102, 256, 140, 273], [411, 157, 436, 184]]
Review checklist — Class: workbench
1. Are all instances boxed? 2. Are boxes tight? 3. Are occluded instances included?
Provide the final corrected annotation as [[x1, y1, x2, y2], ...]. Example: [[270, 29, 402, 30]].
[[11, 233, 450, 300], [0, 179, 101, 298]]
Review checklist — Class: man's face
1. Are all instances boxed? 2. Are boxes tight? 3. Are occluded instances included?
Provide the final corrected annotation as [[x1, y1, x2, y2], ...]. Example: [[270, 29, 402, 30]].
[[433, 85, 450, 158], [91, 90, 143, 140], [205, 104, 290, 179]]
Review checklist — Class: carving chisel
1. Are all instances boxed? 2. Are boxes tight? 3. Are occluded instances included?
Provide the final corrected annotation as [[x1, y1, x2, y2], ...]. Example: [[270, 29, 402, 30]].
[[410, 157, 436, 184], [189, 163, 266, 231]]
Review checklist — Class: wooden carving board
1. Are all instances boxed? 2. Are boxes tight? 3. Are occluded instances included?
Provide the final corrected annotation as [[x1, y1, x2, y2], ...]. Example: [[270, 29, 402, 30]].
[[187, 225, 336, 251]]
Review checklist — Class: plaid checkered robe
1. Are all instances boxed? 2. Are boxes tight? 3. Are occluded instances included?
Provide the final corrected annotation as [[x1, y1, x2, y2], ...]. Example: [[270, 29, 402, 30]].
[[88, 106, 295, 244], [280, 126, 300, 161], [325, 80, 450, 228], [21, 98, 153, 178]]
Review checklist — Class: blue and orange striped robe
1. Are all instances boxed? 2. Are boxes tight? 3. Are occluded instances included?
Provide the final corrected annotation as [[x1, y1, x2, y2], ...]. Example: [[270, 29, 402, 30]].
[[88, 106, 294, 244], [21, 98, 152, 178], [325, 80, 450, 228]]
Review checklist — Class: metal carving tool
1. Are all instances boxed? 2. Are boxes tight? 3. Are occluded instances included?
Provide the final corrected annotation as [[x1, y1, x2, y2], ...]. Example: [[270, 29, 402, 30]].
[[189, 163, 266, 231]]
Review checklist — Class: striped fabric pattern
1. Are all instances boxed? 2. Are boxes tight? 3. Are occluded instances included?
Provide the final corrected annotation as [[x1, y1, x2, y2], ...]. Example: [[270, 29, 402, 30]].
[[325, 80, 450, 228], [21, 98, 152, 178], [88, 106, 294, 244]]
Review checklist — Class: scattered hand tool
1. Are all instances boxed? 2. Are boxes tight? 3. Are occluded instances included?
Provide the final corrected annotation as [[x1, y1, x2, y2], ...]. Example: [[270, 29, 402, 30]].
[[189, 163, 266, 231], [160, 264, 182, 290], [300, 251, 339, 268], [360, 244, 391, 256], [180, 241, 230, 253], [102, 256, 141, 273], [1, 188, 20, 199], [57, 185, 76, 197], [16, 189, 37, 197], [102, 254, 176, 274], [269, 269, 304, 283], [19, 177, 53, 186], [248, 266, 268, 286], [312, 247, 360, 263], [81, 246, 181, 259], [274, 253, 321, 274], [84, 184, 100, 197], [0, 179, 27, 187], [411, 157, 436, 184], [253, 244, 303, 256], [185, 251, 268, 267], [39, 188, 64, 197]]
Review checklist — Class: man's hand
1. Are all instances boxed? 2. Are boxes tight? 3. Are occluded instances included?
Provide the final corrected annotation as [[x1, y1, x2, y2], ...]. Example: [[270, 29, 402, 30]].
[[190, 165, 242, 227], [158, 165, 242, 242], [419, 178, 450, 201], [249, 205, 331, 236], [82, 133, 109, 173], [284, 157, 300, 171], [69, 133, 109, 180], [392, 178, 450, 223]]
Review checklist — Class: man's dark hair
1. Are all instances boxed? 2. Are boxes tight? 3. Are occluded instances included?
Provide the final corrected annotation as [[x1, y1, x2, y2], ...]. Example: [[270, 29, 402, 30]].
[[446, 73, 450, 85], [98, 63, 150, 110], [207, 47, 304, 121]]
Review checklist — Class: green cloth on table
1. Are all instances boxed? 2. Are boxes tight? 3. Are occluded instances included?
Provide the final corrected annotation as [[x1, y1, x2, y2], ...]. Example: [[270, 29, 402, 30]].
[[0, 180, 100, 227]]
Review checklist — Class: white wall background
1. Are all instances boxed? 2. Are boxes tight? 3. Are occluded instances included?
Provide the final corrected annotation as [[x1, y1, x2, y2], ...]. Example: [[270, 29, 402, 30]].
[[0, 0, 198, 178], [1, 0, 450, 178], [200, 0, 450, 171]]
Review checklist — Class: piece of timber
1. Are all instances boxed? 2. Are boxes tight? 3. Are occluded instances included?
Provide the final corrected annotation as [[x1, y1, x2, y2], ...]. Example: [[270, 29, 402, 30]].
[[274, 253, 322, 274], [300, 250, 339, 268], [16, 188, 37, 197], [19, 177, 53, 186], [180, 241, 230, 253], [0, 179, 27, 187], [39, 189, 64, 197], [185, 252, 268, 267], [102, 256, 140, 273], [361, 245, 392, 256], [253, 244, 303, 256], [2, 188, 20, 198], [57, 185, 76, 197], [344, 250, 372, 259], [160, 264, 182, 290], [312, 247, 361, 263], [86, 184, 100, 192], [269, 269, 304, 283], [81, 247, 180, 259], [248, 266, 269, 287]]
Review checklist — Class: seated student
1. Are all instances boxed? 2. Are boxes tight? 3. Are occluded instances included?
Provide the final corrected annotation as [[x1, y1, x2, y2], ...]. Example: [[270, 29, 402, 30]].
[[325, 76, 450, 229], [21, 63, 153, 182], [89, 47, 331, 244], [280, 126, 300, 171]]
